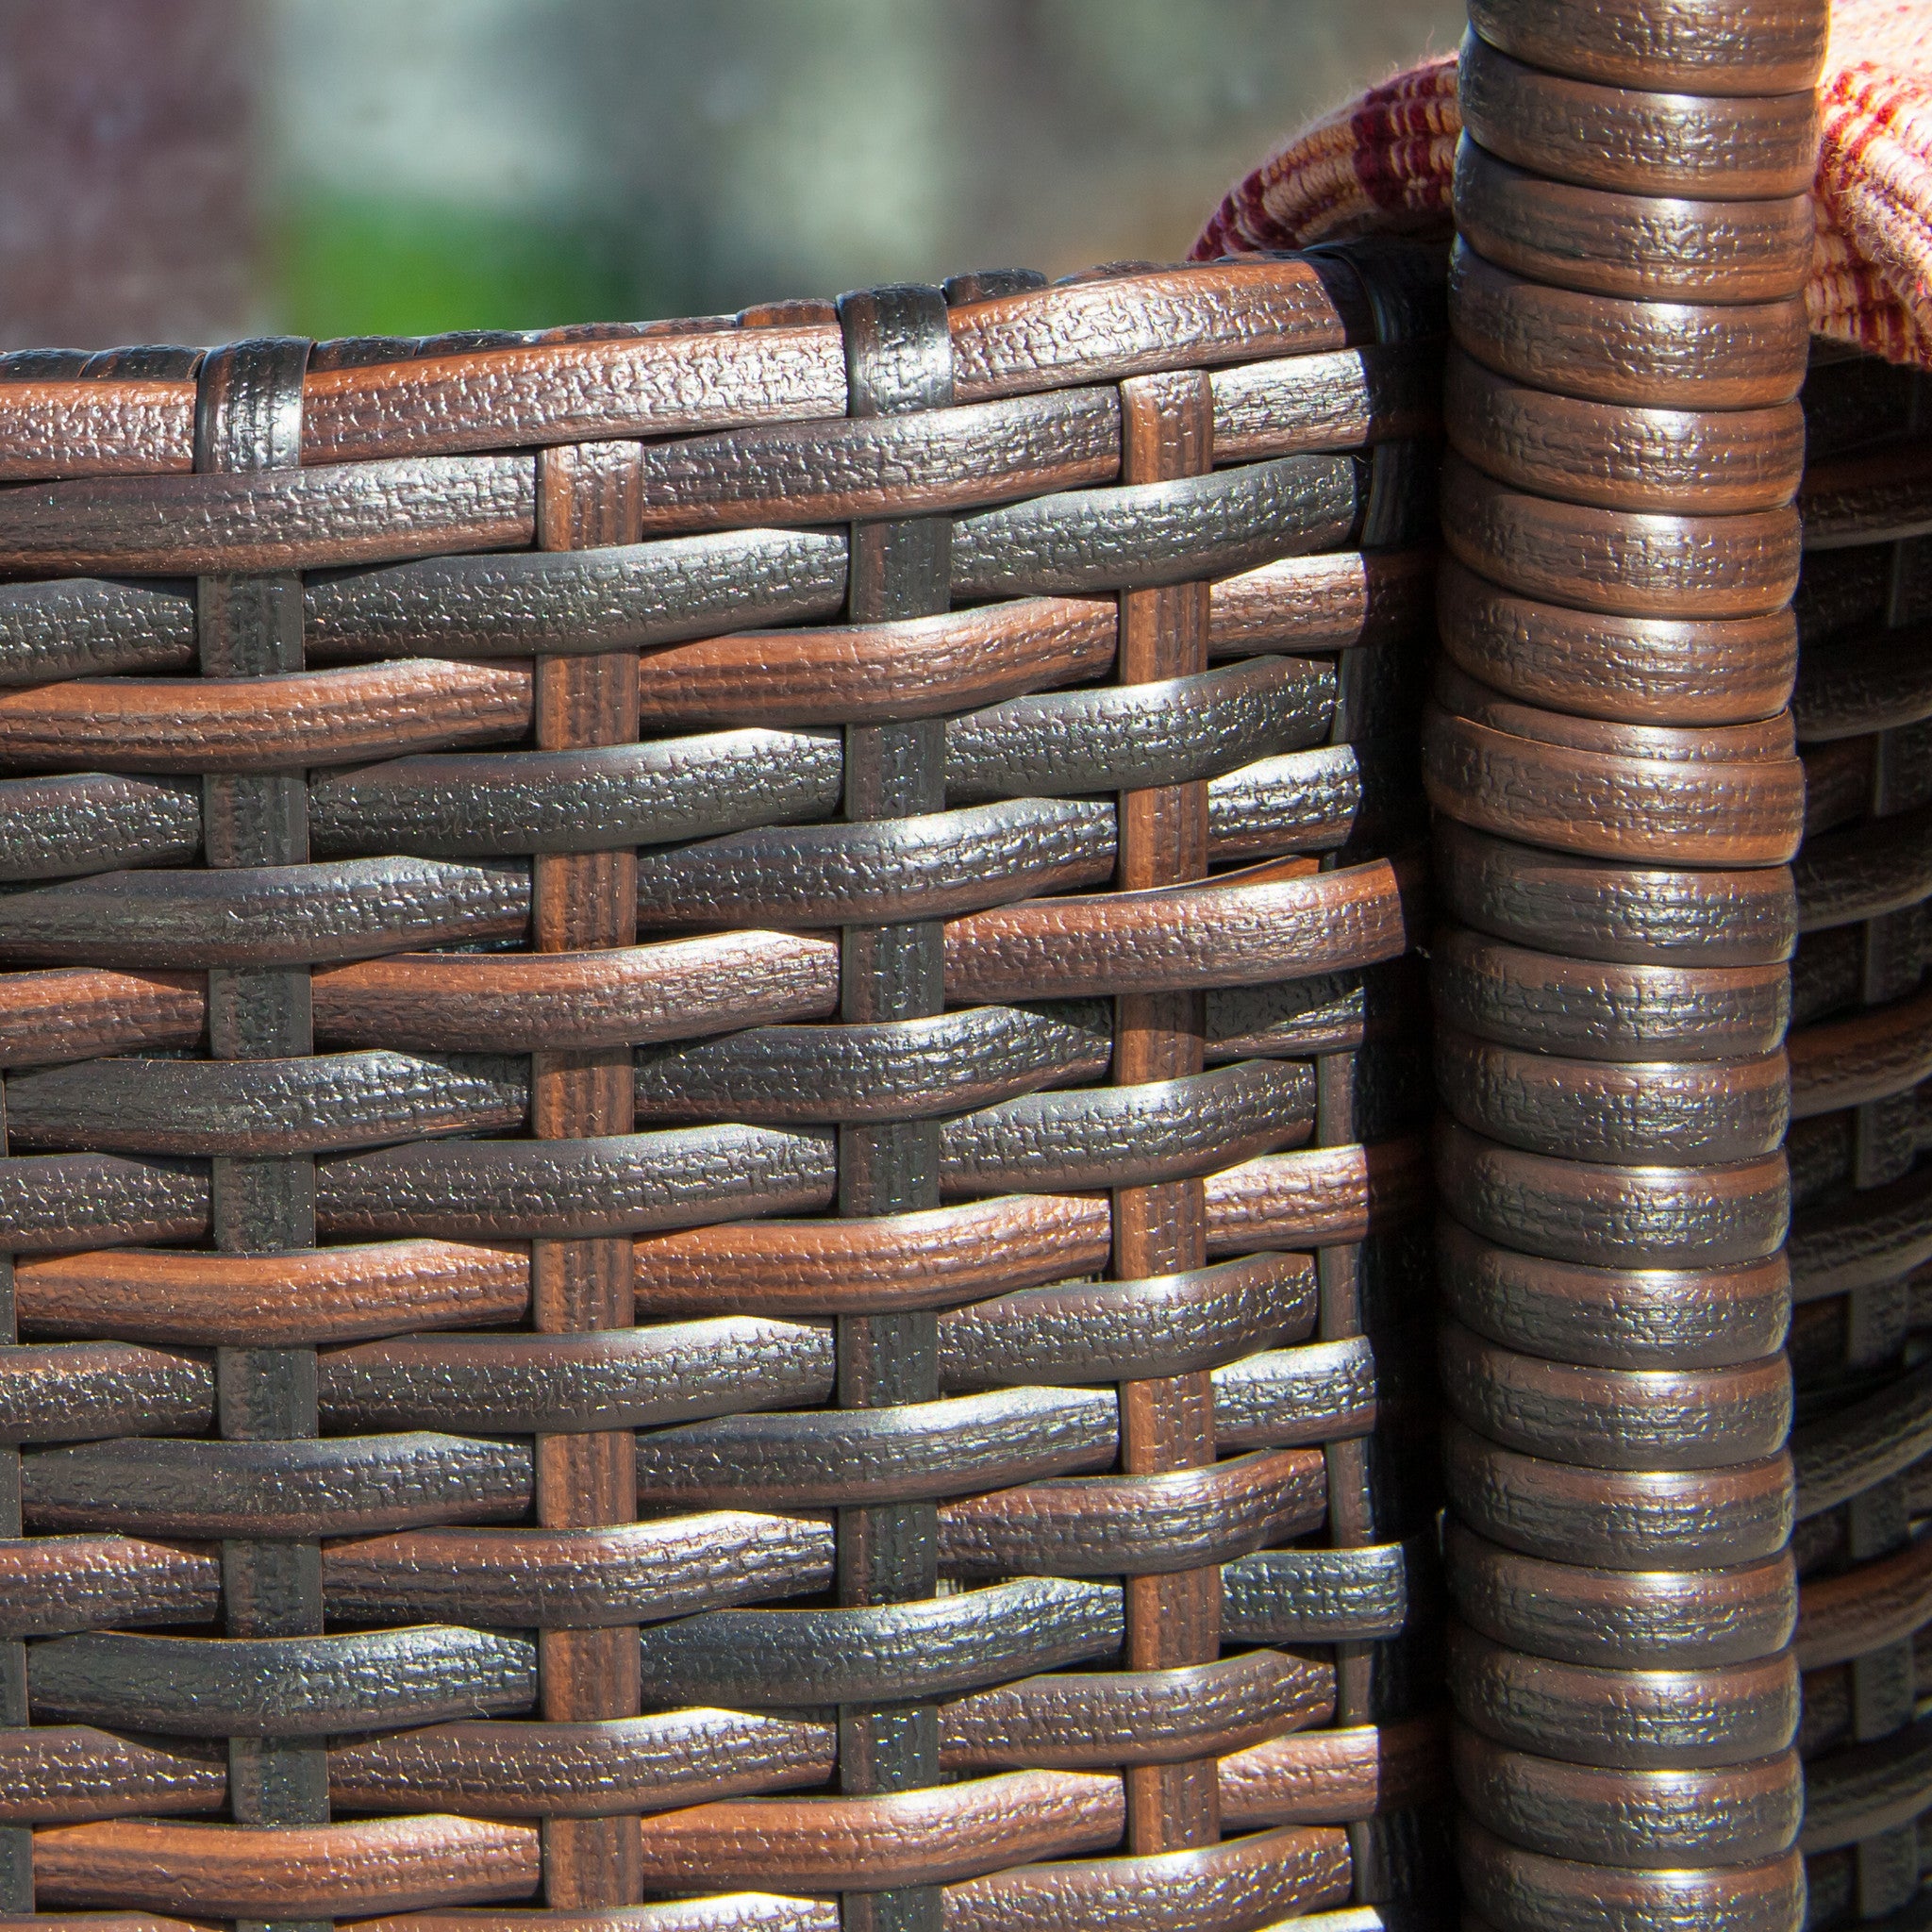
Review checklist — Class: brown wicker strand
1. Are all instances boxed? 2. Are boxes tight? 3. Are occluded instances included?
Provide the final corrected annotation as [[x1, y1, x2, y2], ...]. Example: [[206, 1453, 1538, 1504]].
[[1113, 365, 1223, 1857], [528, 436, 647, 1907]]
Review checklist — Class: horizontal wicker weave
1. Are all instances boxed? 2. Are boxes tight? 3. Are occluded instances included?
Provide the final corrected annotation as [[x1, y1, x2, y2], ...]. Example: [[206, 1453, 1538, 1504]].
[[0, 241, 1445, 1930], [1787, 345, 1932, 1931]]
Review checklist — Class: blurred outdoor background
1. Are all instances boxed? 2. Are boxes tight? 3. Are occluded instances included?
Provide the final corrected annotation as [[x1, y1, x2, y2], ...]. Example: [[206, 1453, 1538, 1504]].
[[0, 0, 1463, 351]]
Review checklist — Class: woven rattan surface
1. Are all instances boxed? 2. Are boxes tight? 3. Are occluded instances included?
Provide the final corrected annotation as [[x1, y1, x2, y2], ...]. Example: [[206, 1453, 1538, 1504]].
[[1430, 5, 1827, 1931], [1786, 346, 1932, 1931], [0, 242, 1444, 1930]]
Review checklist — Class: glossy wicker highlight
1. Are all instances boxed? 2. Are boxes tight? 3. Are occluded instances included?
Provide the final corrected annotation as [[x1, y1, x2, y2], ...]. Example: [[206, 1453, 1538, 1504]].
[[0, 242, 1444, 1931]]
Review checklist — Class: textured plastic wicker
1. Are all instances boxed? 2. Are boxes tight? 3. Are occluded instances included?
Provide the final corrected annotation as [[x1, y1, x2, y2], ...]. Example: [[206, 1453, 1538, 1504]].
[[1427, 5, 1827, 1931], [1786, 345, 1932, 1929], [0, 242, 1445, 1930]]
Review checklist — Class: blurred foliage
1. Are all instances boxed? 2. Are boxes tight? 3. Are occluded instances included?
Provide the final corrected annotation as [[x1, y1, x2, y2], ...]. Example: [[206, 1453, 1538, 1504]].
[[264, 0, 1465, 338], [275, 193, 643, 340]]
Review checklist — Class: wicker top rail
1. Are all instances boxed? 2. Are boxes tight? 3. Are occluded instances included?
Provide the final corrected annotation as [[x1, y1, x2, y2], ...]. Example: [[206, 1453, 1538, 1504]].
[[0, 256, 1410, 479]]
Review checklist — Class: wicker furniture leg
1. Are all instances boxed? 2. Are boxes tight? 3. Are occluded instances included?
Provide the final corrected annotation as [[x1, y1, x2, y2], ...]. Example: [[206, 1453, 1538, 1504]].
[[1430, 5, 1828, 1930]]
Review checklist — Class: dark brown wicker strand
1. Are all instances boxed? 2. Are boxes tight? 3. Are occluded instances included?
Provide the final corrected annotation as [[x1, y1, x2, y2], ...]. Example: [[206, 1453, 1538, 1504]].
[[829, 280, 956, 1932], [197, 337, 333, 1932]]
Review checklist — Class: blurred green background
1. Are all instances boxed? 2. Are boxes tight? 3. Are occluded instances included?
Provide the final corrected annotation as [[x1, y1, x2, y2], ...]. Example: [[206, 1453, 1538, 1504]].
[[0, 0, 1462, 350]]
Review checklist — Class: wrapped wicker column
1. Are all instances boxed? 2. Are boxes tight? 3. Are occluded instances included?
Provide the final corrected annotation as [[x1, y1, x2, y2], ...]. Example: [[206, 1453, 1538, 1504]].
[[1425, 5, 1826, 1929], [0, 246, 1445, 1930], [1785, 349, 1932, 1927]]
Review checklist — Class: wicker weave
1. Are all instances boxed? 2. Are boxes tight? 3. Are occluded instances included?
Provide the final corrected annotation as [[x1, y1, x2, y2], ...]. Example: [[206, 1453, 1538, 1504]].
[[1786, 344, 1932, 1929], [0, 242, 1445, 1930], [1426, 5, 1828, 1931]]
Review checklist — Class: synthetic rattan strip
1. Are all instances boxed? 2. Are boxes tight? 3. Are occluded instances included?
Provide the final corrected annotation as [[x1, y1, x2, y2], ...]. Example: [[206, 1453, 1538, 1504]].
[[195, 336, 333, 1932], [525, 430, 647, 1907], [1110, 363, 1223, 1857], [827, 279, 958, 1932]]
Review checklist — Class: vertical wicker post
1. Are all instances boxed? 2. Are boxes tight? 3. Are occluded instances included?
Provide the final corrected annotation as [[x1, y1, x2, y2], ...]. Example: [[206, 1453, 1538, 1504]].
[[1112, 365, 1222, 1857], [1428, 3, 1827, 1928], [832, 281, 955, 1932], [529, 435, 647, 1908], [197, 338, 334, 1930]]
